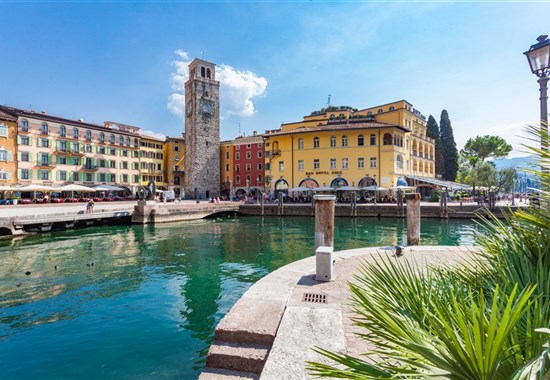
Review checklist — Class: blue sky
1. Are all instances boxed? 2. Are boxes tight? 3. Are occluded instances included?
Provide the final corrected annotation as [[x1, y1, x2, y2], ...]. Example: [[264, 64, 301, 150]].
[[1, 1, 549, 156]]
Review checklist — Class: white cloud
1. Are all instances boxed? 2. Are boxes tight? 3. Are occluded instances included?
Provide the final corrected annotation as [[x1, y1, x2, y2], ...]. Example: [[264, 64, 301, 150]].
[[167, 50, 267, 120], [140, 129, 166, 141]]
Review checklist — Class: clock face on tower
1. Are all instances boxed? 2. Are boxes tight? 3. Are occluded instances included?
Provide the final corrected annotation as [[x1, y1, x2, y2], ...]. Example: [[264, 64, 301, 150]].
[[201, 99, 213, 116]]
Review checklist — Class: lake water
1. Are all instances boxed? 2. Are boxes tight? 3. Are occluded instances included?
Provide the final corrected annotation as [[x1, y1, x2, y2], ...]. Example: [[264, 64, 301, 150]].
[[0, 216, 479, 379]]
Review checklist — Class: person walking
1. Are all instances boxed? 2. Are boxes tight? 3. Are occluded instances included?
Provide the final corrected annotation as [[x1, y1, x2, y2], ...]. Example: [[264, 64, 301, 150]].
[[86, 198, 95, 214]]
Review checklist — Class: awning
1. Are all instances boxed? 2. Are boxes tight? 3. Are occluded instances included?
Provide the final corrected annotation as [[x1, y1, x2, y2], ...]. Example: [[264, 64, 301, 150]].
[[407, 175, 471, 191]]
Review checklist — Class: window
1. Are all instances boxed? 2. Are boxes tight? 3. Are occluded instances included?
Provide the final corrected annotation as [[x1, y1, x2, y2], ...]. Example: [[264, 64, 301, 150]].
[[20, 136, 30, 145], [313, 137, 320, 148], [40, 170, 49, 180], [119, 136, 124, 145], [342, 135, 348, 147], [73, 172, 79, 181], [73, 142, 80, 153], [342, 158, 348, 169], [378, 108, 383, 114], [134, 138, 139, 147], [246, 151, 251, 159], [59, 171, 67, 181], [86, 130, 92, 141], [258, 163, 262, 170], [246, 163, 251, 171], [330, 158, 337, 169], [313, 159, 320, 170], [235, 164, 240, 173], [59, 125, 66, 137], [370, 157, 377, 168], [125, 137, 130, 146], [235, 152, 240, 160], [0, 171, 9, 180], [396, 154, 403, 169], [20, 152, 29, 162], [225, 151, 230, 159], [73, 128, 79, 139], [175, 154, 179, 160], [330, 136, 336, 147], [383, 133, 392, 145], [258, 174, 263, 183], [59, 156, 67, 165], [40, 138, 49, 148], [110, 174, 116, 182], [20, 120, 28, 131], [41, 123, 48, 135], [133, 175, 140, 183], [358, 135, 364, 146], [109, 134, 115, 144], [279, 161, 284, 171], [0, 148, 8, 161], [236, 175, 240, 185], [21, 169, 29, 180], [109, 148, 116, 155], [298, 138, 304, 150], [389, 106, 395, 111], [298, 160, 304, 171], [99, 173, 106, 182], [72, 157, 79, 165], [258, 151, 262, 158], [122, 150, 128, 157], [370, 134, 376, 146], [358, 157, 365, 169], [99, 133, 105, 143], [86, 144, 92, 153], [98, 146, 106, 154], [0, 123, 7, 137], [85, 173, 93, 182], [99, 159, 106, 168], [225, 163, 230, 172], [247, 144, 251, 149]]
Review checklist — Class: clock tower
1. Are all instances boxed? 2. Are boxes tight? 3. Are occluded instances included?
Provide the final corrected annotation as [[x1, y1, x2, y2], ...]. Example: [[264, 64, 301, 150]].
[[184, 58, 221, 199]]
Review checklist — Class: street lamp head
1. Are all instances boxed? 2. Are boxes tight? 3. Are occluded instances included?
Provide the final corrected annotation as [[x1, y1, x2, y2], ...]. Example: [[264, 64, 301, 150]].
[[524, 35, 550, 78]]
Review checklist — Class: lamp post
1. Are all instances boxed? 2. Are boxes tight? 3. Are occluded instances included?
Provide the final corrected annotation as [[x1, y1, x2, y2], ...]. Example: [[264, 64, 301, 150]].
[[524, 35, 550, 152]]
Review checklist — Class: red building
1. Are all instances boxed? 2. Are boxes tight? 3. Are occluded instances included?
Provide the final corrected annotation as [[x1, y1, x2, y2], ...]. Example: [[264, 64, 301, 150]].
[[232, 133, 264, 198]]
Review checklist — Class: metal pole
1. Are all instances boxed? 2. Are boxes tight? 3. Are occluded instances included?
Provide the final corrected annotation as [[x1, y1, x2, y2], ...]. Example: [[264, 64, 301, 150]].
[[539, 76, 549, 152]]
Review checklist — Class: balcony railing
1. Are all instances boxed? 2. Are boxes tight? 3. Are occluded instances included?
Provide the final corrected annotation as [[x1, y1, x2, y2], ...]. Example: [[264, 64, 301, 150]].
[[82, 165, 99, 171], [55, 147, 85, 156], [271, 149, 281, 157], [36, 161, 56, 168]]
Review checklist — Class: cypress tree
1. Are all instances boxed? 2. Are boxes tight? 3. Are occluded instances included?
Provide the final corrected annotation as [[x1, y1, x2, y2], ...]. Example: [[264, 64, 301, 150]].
[[426, 115, 445, 177], [439, 110, 459, 181]]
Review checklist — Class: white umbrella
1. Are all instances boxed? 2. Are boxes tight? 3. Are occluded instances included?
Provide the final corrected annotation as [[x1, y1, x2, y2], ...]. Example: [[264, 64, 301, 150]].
[[313, 186, 335, 192], [59, 184, 97, 192], [362, 185, 388, 191], [336, 186, 360, 191], [16, 184, 56, 192], [390, 185, 416, 191], [289, 186, 313, 192], [0, 185, 14, 191], [94, 184, 125, 191]]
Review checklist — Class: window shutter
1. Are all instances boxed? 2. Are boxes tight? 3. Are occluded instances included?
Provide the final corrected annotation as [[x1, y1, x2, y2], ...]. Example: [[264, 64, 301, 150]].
[[29, 137, 33, 145], [17, 136, 21, 144], [29, 152, 33, 161], [17, 152, 21, 161], [56, 171, 60, 181], [17, 169, 21, 179]]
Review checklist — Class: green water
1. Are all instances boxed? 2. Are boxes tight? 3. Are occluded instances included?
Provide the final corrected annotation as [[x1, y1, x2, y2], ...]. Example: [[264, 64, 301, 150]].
[[0, 216, 479, 379]]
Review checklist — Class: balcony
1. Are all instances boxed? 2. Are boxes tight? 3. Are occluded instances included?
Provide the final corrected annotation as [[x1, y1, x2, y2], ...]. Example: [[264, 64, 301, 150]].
[[271, 149, 281, 157], [173, 169, 184, 175], [55, 147, 85, 156], [36, 161, 56, 168], [82, 165, 99, 171]]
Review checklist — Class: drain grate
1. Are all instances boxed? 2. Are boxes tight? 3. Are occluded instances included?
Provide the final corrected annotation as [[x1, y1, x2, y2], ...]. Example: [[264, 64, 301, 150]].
[[302, 293, 327, 304]]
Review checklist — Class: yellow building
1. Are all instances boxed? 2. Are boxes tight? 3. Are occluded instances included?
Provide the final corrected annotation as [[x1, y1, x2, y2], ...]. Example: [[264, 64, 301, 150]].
[[140, 135, 166, 188], [0, 110, 17, 186], [164, 134, 185, 197], [219, 140, 234, 198], [264, 100, 435, 193]]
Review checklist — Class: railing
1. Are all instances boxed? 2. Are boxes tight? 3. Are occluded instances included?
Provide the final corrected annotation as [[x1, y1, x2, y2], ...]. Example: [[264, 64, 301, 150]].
[[82, 165, 99, 171], [271, 149, 281, 156]]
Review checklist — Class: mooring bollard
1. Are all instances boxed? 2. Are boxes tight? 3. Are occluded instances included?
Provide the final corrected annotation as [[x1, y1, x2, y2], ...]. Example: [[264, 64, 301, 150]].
[[406, 193, 421, 245], [315, 245, 334, 282], [314, 194, 335, 251]]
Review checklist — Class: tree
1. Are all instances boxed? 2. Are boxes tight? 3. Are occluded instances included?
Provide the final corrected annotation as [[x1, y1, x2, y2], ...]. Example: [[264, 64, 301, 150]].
[[439, 110, 459, 181], [426, 115, 445, 176], [470, 161, 497, 189], [462, 135, 513, 167]]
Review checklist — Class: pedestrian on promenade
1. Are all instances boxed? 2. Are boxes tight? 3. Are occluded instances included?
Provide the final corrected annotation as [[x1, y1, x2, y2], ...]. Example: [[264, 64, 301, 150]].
[[86, 199, 95, 214]]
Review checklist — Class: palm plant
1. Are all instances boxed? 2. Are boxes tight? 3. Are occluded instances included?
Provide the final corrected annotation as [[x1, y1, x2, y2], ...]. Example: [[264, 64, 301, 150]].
[[307, 124, 550, 379]]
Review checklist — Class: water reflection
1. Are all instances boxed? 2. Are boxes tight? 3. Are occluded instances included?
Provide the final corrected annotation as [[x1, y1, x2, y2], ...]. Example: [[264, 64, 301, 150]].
[[0, 217, 479, 379]]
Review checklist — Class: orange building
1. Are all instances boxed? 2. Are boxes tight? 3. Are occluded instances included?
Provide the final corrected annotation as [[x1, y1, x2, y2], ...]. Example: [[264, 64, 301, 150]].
[[0, 110, 17, 185]]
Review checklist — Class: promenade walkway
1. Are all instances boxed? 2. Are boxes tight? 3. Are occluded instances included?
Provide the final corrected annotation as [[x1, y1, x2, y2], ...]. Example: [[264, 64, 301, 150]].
[[200, 245, 479, 379]]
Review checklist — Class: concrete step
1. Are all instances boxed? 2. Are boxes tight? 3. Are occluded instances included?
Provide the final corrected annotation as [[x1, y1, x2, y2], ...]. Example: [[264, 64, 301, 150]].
[[198, 368, 259, 380], [205, 340, 270, 374]]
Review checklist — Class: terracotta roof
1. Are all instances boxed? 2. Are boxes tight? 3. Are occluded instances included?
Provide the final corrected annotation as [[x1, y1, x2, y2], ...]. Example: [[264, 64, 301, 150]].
[[265, 120, 410, 137], [0, 105, 139, 137], [0, 109, 17, 122]]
